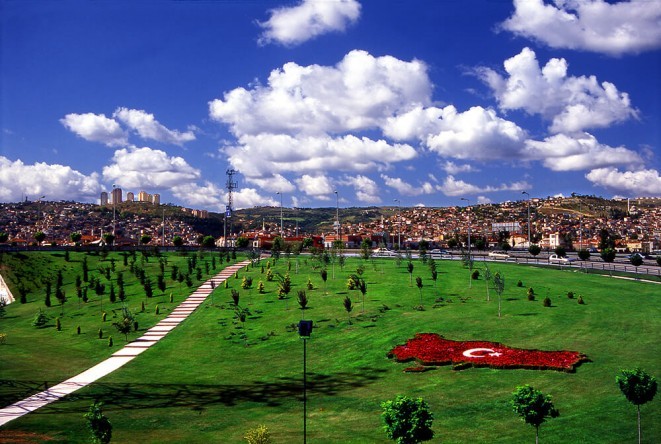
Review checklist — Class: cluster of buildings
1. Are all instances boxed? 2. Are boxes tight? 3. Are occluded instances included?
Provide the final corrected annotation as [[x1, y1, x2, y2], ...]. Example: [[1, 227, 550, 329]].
[[100, 188, 160, 206], [1, 196, 660, 254]]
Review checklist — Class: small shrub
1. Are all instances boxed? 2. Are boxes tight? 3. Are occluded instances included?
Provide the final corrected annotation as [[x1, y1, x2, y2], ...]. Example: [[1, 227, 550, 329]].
[[244, 424, 272, 444], [155, 304, 160, 315], [141, 301, 145, 312], [258, 281, 265, 294], [543, 296, 552, 307], [577, 296, 585, 305], [169, 293, 174, 303], [102, 312, 107, 322], [517, 280, 523, 287], [306, 278, 314, 290], [77, 326, 81, 335], [133, 321, 139, 332], [98, 328, 103, 339], [56, 317, 61, 331], [527, 287, 535, 301], [0, 333, 7, 344], [32, 309, 48, 328], [108, 336, 113, 347], [567, 291, 574, 299], [225, 280, 229, 288], [471, 270, 480, 280]]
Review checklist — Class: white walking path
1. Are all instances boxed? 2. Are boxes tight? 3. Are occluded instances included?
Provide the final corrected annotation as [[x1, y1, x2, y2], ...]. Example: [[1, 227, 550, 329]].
[[0, 260, 250, 427]]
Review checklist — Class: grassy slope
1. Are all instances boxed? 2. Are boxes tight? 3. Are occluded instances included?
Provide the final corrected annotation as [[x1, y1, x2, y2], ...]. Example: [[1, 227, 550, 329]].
[[1, 253, 659, 443]]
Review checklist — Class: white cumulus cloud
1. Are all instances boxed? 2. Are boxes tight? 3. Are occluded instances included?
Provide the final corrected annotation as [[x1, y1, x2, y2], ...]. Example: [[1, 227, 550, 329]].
[[113, 108, 195, 146], [60, 113, 127, 147], [102, 147, 200, 189], [438, 175, 530, 197], [171, 181, 277, 210], [585, 167, 661, 196], [478, 47, 637, 133], [258, 0, 361, 46], [0, 156, 102, 202], [524, 132, 644, 171], [381, 175, 435, 196], [343, 174, 381, 203], [209, 50, 431, 137], [295, 174, 335, 199], [244, 174, 296, 194], [501, 0, 661, 56]]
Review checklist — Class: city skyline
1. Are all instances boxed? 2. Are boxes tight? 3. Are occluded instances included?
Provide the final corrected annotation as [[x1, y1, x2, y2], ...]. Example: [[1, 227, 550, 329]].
[[1, 0, 660, 211]]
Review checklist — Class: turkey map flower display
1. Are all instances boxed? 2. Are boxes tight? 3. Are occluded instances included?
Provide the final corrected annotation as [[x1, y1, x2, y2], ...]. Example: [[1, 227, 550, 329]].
[[388, 333, 588, 372]]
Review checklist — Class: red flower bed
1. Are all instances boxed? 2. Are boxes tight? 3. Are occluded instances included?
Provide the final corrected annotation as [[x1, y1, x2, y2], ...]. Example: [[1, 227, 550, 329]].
[[388, 333, 588, 372]]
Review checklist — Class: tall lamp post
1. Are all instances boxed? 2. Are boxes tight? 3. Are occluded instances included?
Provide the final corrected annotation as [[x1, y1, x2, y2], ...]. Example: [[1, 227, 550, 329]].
[[460, 198, 471, 260], [112, 184, 117, 237], [394, 199, 401, 250], [37, 195, 45, 227], [522, 191, 531, 248], [334, 190, 340, 243], [276, 191, 283, 238], [298, 320, 313, 444]]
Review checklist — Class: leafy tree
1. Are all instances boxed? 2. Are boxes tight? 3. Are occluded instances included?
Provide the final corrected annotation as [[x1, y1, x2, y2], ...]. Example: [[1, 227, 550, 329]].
[[34, 231, 46, 244], [70, 232, 82, 244], [108, 283, 116, 304], [320, 268, 328, 293], [272, 236, 283, 260], [244, 424, 272, 444], [84, 401, 112, 444], [44, 280, 52, 307], [139, 235, 151, 246], [173, 235, 184, 247], [616, 368, 657, 444], [157, 274, 166, 295], [0, 232, 8, 243], [235, 236, 249, 248], [231, 289, 240, 307], [83, 256, 89, 282], [112, 305, 135, 342], [511, 385, 559, 444], [201, 235, 216, 248], [528, 245, 541, 257], [360, 238, 372, 260], [577, 249, 591, 261], [554, 246, 566, 258], [406, 262, 414, 286], [601, 248, 616, 263], [630, 253, 643, 269], [297, 290, 308, 310], [493, 271, 505, 318], [144, 277, 153, 298], [381, 395, 434, 444], [343, 295, 353, 324], [358, 278, 367, 313], [102, 233, 115, 246], [415, 276, 423, 306], [32, 309, 48, 328], [277, 272, 291, 299]]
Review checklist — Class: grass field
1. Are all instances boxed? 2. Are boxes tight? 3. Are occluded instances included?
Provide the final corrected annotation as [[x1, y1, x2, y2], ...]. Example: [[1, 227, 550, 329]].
[[0, 251, 659, 443]]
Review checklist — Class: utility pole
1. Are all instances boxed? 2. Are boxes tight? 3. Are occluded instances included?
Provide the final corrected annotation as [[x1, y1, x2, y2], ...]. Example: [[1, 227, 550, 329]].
[[522, 191, 531, 247], [394, 199, 401, 250], [225, 169, 238, 249]]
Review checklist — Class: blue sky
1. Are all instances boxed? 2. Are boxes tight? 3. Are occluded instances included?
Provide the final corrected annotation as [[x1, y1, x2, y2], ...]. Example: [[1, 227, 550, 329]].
[[1, 0, 660, 210]]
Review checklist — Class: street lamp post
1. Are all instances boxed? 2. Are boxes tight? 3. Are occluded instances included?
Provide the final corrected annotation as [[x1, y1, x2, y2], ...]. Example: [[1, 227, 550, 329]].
[[298, 320, 313, 444], [522, 191, 531, 247], [394, 199, 401, 250], [334, 190, 340, 243], [276, 192, 283, 238], [37, 195, 45, 227], [460, 198, 471, 260], [112, 184, 117, 237]]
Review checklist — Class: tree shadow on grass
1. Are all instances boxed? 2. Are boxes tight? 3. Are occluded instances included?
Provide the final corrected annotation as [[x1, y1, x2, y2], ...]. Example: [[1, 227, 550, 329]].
[[1, 367, 386, 414]]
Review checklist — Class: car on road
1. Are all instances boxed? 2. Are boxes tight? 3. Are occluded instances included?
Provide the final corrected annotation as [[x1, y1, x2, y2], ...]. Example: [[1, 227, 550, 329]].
[[488, 251, 510, 259], [372, 248, 398, 257], [548, 254, 576, 264], [429, 249, 451, 259]]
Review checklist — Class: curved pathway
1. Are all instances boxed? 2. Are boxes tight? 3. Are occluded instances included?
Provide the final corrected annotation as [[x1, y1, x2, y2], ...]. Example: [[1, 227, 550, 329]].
[[0, 260, 250, 427]]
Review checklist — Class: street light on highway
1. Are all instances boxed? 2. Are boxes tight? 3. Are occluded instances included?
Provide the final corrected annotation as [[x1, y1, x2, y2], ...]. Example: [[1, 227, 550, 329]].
[[276, 191, 283, 238], [460, 197, 471, 260], [394, 199, 401, 251], [522, 191, 531, 247]]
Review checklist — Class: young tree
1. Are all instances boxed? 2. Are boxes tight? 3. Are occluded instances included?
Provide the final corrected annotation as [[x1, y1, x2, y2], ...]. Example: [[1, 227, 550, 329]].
[[360, 238, 372, 261], [271, 236, 283, 260], [510, 385, 559, 444], [415, 276, 423, 307], [112, 305, 135, 342], [320, 268, 328, 293], [297, 290, 308, 310], [102, 233, 115, 246], [616, 368, 657, 444], [343, 295, 353, 324], [34, 231, 46, 245], [577, 249, 591, 261], [157, 274, 166, 296], [381, 395, 434, 444], [629, 254, 643, 274], [484, 264, 492, 302], [358, 278, 367, 313], [140, 235, 152, 246], [173, 235, 184, 248], [407, 262, 414, 286], [231, 289, 240, 307], [84, 401, 112, 444], [278, 272, 291, 300], [601, 248, 616, 263], [528, 244, 541, 257], [493, 271, 505, 318]]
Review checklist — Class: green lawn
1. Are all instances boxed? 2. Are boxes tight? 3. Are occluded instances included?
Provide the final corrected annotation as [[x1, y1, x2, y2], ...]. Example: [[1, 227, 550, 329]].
[[0, 252, 659, 443]]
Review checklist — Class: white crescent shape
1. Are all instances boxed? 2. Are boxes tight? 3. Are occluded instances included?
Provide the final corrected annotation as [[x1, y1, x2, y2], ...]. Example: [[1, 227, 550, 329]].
[[462, 348, 495, 358]]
